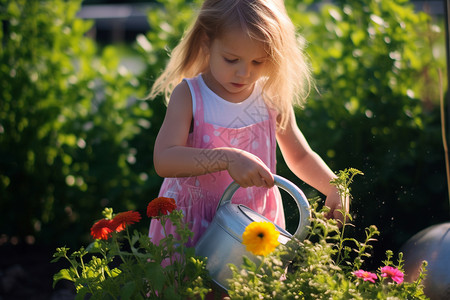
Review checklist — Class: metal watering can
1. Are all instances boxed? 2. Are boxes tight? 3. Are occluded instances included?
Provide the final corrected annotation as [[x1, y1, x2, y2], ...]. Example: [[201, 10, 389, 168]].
[[195, 175, 311, 291]]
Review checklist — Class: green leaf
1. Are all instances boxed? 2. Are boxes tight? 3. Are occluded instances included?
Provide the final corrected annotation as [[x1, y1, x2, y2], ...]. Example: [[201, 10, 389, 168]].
[[241, 256, 258, 269], [120, 281, 136, 299], [164, 286, 181, 300], [111, 268, 121, 277], [145, 262, 165, 292], [53, 269, 75, 288], [86, 240, 104, 253]]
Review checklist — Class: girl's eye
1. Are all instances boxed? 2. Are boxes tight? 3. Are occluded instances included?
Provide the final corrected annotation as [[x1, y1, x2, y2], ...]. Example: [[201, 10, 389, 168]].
[[224, 58, 238, 63], [253, 60, 263, 65]]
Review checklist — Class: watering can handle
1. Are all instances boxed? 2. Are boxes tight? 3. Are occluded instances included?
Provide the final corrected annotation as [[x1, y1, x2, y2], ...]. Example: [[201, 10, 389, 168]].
[[218, 175, 311, 240]]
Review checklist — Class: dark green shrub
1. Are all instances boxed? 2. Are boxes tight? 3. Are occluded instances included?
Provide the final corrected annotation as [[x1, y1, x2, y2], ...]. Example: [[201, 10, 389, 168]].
[[137, 0, 448, 264], [283, 0, 448, 263], [0, 0, 158, 247], [1, 0, 447, 263]]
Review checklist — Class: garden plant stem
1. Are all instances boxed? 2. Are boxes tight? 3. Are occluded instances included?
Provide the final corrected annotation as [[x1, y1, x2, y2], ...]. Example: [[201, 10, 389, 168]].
[[438, 68, 450, 214]]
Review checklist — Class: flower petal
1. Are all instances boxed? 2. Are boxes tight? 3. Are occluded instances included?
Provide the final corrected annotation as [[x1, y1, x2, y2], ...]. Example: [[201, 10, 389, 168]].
[[111, 211, 141, 232], [90, 219, 114, 240], [147, 197, 177, 218], [380, 266, 404, 284], [242, 222, 280, 256]]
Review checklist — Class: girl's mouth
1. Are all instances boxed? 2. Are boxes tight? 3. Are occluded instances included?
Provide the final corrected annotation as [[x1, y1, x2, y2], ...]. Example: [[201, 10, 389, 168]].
[[231, 83, 245, 88]]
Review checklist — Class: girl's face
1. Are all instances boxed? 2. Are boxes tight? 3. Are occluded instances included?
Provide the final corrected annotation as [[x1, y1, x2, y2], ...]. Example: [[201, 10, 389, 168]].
[[203, 28, 269, 103]]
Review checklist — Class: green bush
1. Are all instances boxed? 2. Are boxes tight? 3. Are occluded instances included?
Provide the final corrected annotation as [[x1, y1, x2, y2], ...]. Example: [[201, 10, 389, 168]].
[[0, 0, 447, 266], [283, 0, 448, 264], [0, 0, 159, 246]]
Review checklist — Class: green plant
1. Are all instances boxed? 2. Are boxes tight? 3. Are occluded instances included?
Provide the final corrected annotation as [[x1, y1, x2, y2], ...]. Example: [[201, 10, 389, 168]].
[[2, 1, 446, 292], [227, 169, 428, 299], [279, 0, 448, 267], [52, 197, 211, 299], [0, 0, 99, 241], [53, 169, 430, 299], [0, 0, 159, 246]]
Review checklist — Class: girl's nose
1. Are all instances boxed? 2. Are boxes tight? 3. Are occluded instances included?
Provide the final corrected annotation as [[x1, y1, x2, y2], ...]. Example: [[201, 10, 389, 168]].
[[236, 63, 250, 78]]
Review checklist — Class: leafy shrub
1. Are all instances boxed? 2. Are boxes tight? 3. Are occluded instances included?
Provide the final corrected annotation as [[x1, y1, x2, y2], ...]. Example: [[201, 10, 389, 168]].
[[1, 0, 447, 265], [280, 0, 448, 264], [0, 0, 158, 246], [228, 169, 429, 300], [53, 170, 428, 299], [52, 203, 210, 299]]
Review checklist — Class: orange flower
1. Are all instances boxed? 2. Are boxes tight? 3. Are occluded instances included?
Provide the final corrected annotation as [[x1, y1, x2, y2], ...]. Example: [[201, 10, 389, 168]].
[[147, 197, 177, 218], [242, 221, 280, 256], [90, 219, 114, 240], [111, 211, 141, 232]]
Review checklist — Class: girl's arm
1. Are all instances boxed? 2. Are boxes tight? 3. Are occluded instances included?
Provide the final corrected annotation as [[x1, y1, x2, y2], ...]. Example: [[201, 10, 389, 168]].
[[276, 107, 348, 222], [153, 81, 274, 188]]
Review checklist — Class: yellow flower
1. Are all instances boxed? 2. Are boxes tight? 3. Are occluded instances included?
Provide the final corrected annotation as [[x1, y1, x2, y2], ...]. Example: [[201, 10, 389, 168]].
[[242, 221, 280, 256]]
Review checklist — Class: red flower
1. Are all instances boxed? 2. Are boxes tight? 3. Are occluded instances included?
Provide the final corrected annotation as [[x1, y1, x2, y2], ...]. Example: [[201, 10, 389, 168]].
[[380, 266, 404, 284], [90, 219, 114, 240], [111, 211, 142, 232], [147, 197, 177, 218]]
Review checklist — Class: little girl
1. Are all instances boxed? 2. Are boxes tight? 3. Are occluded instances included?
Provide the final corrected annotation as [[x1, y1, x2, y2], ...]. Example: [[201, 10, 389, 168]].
[[149, 0, 346, 247]]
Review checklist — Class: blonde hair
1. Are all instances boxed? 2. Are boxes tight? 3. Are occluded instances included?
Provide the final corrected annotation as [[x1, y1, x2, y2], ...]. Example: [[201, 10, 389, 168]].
[[149, 0, 312, 130]]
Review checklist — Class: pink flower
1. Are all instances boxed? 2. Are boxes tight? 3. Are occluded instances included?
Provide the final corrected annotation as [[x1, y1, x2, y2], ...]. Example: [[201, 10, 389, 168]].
[[353, 270, 377, 283], [380, 266, 404, 284]]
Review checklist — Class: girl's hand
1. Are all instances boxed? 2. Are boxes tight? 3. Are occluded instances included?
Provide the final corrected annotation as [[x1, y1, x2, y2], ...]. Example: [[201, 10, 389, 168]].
[[324, 188, 350, 227], [224, 148, 274, 188]]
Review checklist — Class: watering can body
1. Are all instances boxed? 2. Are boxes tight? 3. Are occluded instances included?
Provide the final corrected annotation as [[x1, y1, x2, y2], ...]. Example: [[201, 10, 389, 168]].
[[195, 175, 311, 291]]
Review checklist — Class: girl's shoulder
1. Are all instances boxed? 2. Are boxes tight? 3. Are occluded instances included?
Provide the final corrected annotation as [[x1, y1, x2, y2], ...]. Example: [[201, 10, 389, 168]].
[[167, 80, 193, 115], [170, 75, 203, 106]]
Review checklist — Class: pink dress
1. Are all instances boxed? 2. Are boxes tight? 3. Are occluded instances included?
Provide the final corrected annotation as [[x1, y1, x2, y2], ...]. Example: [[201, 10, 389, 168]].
[[149, 75, 285, 247]]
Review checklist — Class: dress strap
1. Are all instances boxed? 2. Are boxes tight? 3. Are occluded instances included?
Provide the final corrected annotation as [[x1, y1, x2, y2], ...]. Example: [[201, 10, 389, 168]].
[[184, 76, 205, 149], [185, 76, 204, 124]]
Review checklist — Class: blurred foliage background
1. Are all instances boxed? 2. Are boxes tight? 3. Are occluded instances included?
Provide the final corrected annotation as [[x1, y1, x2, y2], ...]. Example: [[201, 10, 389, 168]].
[[0, 0, 449, 269]]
